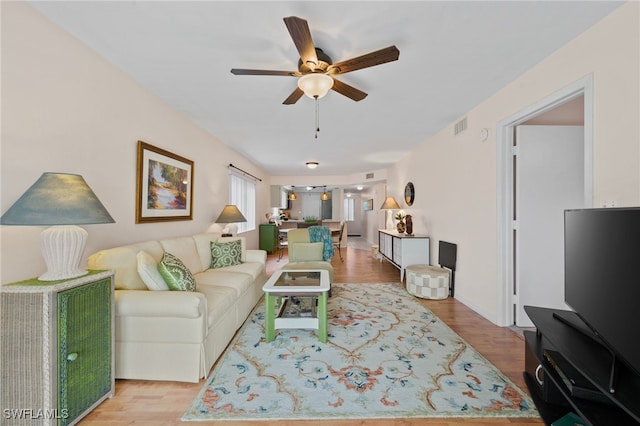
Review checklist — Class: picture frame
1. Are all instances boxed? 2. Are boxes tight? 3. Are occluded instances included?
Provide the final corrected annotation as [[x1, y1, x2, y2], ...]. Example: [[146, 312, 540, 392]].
[[363, 198, 373, 211], [136, 140, 194, 223]]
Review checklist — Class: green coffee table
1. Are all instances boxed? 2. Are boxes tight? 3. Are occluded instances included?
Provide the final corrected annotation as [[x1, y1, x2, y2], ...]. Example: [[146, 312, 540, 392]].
[[262, 269, 330, 343]]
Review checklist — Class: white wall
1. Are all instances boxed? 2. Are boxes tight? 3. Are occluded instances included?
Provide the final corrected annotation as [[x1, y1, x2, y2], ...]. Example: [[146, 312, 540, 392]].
[[1, 2, 269, 283], [388, 2, 639, 323]]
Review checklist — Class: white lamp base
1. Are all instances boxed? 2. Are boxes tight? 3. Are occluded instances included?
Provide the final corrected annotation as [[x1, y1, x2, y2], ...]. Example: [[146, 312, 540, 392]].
[[39, 225, 88, 281], [385, 210, 395, 230]]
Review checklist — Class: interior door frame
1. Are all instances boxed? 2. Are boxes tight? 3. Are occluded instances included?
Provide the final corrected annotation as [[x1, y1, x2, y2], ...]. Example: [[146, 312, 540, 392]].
[[495, 75, 594, 327]]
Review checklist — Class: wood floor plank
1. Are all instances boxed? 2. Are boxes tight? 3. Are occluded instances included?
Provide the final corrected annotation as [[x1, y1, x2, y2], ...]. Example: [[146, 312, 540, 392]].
[[81, 243, 542, 425]]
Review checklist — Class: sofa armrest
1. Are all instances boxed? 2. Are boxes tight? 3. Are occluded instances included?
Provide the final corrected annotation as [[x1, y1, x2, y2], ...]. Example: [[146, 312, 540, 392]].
[[246, 249, 267, 264], [115, 290, 206, 319]]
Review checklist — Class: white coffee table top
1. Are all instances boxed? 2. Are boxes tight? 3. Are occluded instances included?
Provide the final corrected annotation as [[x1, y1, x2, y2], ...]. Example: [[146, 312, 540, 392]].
[[263, 269, 330, 293]]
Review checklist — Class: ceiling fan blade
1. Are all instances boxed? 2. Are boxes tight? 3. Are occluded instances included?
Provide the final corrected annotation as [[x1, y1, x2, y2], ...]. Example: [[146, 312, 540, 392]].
[[283, 87, 304, 105], [327, 45, 400, 75], [331, 78, 368, 102], [231, 68, 298, 76], [283, 16, 319, 70]]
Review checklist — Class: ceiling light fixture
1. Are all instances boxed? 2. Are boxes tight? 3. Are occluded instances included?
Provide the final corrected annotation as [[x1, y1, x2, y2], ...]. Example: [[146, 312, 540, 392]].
[[297, 73, 334, 140], [289, 186, 297, 200], [321, 185, 330, 201], [306, 161, 319, 169], [297, 74, 334, 99]]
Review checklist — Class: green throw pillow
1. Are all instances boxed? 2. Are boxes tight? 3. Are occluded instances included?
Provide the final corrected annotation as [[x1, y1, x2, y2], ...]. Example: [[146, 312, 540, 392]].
[[157, 252, 196, 291], [210, 239, 242, 269]]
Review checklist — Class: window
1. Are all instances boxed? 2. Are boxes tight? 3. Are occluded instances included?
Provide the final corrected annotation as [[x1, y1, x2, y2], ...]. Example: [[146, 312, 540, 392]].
[[229, 172, 256, 233], [343, 197, 355, 221]]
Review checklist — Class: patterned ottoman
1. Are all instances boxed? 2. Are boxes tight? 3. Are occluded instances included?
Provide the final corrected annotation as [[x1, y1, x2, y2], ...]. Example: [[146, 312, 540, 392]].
[[405, 264, 450, 300]]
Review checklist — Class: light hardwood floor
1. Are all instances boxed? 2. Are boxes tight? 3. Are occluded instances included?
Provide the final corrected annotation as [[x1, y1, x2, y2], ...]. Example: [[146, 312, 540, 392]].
[[82, 242, 543, 425]]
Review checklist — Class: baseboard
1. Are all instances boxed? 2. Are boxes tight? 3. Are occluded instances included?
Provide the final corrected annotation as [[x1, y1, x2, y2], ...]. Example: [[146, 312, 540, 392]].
[[453, 293, 501, 326]]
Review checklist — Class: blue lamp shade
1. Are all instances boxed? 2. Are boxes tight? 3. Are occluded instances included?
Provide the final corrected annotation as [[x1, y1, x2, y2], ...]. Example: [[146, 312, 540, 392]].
[[1, 173, 114, 226], [1, 173, 115, 281]]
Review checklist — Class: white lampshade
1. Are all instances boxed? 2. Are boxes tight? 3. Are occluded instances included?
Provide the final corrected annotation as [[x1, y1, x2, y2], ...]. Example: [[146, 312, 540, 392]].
[[379, 196, 401, 230], [298, 73, 334, 99]]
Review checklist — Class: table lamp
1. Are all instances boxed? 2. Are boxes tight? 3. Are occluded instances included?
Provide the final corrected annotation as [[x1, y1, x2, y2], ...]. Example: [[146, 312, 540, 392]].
[[380, 196, 401, 230], [214, 204, 247, 236], [0, 173, 115, 281]]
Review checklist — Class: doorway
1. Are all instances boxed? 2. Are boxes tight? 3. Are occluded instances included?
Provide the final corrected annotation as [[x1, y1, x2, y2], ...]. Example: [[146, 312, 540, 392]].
[[496, 75, 594, 327], [514, 125, 584, 326]]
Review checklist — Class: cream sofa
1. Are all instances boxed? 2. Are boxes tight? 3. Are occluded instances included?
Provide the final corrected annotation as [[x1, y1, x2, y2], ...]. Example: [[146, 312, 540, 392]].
[[87, 232, 267, 383]]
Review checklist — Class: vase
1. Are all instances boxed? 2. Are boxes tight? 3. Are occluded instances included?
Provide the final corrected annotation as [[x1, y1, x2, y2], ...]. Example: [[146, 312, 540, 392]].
[[406, 215, 413, 235], [396, 221, 406, 234]]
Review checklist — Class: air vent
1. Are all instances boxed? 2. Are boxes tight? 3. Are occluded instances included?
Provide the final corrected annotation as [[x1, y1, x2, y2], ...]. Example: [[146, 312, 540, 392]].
[[454, 117, 467, 135], [365, 173, 374, 179]]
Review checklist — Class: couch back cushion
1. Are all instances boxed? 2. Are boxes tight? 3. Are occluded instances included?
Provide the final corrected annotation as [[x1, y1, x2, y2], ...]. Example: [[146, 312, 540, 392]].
[[159, 236, 203, 274], [289, 242, 324, 262], [287, 229, 310, 244], [87, 241, 163, 290], [192, 233, 246, 271]]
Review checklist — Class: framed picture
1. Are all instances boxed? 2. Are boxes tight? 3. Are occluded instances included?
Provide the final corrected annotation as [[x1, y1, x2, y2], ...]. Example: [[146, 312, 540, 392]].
[[136, 141, 194, 223], [363, 198, 373, 211]]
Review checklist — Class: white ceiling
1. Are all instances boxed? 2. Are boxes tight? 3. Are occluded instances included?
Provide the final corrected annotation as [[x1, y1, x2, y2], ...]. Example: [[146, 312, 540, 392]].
[[30, 1, 622, 179]]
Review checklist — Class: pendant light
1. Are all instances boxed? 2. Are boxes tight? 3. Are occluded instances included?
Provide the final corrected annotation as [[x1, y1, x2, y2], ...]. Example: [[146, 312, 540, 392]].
[[321, 186, 330, 201]]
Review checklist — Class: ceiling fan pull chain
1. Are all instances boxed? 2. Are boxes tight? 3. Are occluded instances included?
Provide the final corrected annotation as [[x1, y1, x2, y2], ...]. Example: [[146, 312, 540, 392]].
[[315, 96, 320, 139]]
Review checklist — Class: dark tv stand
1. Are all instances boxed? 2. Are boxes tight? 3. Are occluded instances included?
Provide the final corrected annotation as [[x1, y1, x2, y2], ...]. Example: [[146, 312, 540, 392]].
[[523, 306, 640, 425], [551, 311, 618, 394]]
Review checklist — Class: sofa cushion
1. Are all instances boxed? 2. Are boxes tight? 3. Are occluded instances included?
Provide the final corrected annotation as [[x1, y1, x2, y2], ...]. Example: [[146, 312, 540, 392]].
[[192, 233, 245, 270], [158, 252, 196, 291], [159, 237, 203, 274], [217, 236, 247, 262], [217, 262, 264, 281], [195, 270, 253, 297], [210, 240, 242, 269], [136, 250, 169, 291], [195, 284, 237, 328], [87, 241, 164, 290]]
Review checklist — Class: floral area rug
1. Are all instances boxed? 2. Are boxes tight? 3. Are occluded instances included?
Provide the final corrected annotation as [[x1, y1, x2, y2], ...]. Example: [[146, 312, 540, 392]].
[[182, 283, 538, 421]]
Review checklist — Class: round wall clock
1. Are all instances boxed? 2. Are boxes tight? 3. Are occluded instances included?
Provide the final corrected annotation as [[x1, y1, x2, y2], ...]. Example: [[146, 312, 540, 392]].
[[404, 182, 415, 206]]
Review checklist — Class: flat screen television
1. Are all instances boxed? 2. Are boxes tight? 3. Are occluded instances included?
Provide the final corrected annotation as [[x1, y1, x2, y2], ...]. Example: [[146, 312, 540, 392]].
[[564, 207, 640, 382]]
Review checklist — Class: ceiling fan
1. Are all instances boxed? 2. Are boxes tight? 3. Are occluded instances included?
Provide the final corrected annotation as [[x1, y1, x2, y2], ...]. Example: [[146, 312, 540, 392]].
[[230, 16, 400, 105]]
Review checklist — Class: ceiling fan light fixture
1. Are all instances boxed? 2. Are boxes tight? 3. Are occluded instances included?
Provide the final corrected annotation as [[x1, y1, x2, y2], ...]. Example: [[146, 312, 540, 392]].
[[298, 73, 334, 99], [306, 161, 319, 169]]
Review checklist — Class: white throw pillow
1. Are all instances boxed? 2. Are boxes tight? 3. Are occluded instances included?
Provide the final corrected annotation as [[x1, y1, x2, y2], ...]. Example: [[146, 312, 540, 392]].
[[136, 250, 169, 291]]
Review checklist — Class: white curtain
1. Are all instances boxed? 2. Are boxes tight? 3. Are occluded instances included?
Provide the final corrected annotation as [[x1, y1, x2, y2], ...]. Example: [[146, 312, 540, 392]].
[[229, 172, 256, 233]]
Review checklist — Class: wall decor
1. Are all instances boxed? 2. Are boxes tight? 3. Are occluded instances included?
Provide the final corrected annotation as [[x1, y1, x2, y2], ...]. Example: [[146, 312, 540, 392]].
[[404, 182, 415, 206], [136, 141, 194, 223], [363, 199, 373, 211]]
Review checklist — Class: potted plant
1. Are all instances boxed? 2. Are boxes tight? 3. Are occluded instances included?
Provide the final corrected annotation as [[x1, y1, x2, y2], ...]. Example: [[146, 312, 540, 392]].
[[394, 211, 406, 234]]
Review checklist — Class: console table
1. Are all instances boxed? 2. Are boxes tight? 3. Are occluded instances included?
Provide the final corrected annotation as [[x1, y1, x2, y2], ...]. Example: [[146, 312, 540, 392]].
[[378, 229, 429, 281], [523, 305, 640, 425], [1, 270, 114, 425]]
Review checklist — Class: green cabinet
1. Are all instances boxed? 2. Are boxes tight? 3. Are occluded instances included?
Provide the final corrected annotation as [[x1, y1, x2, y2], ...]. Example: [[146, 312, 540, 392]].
[[1, 270, 114, 425], [259, 223, 278, 254]]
